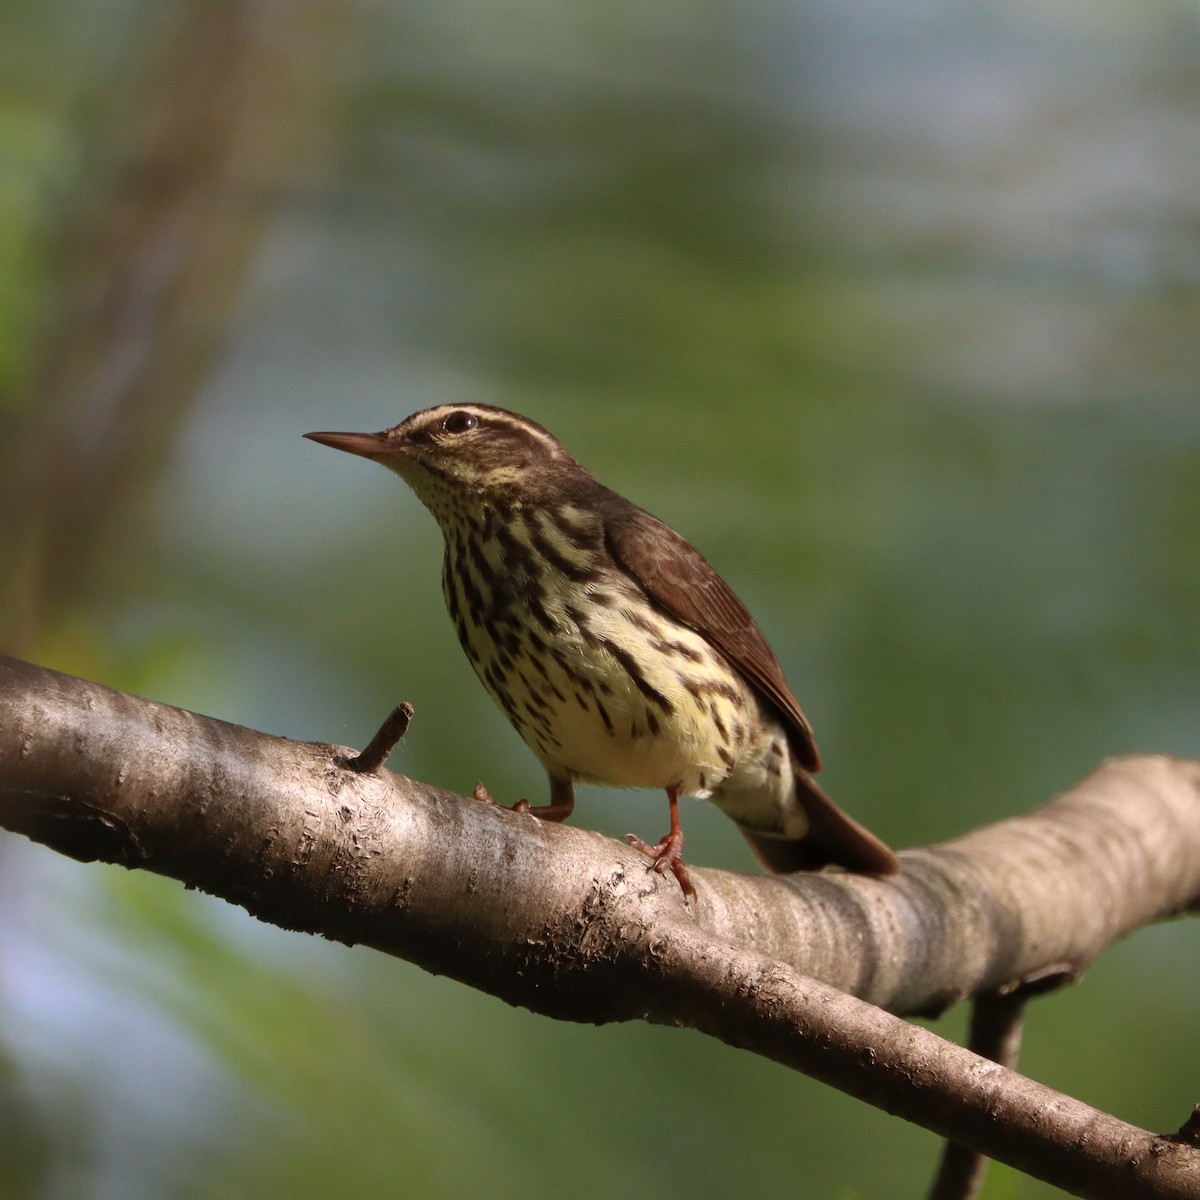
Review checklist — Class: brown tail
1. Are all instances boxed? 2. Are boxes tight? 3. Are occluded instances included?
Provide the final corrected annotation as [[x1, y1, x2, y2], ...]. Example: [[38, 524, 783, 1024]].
[[739, 768, 900, 876]]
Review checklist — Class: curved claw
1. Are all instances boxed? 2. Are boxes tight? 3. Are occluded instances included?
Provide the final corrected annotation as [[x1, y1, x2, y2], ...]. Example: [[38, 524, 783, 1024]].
[[625, 829, 695, 898], [625, 785, 695, 898]]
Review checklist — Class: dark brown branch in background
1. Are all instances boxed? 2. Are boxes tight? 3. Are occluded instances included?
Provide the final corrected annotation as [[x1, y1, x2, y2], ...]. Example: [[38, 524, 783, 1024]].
[[0, 0, 345, 653], [1, 654, 1199, 1199]]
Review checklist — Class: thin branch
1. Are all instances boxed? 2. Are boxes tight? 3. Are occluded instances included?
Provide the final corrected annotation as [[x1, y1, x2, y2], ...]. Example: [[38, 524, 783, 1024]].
[[1, 655, 1199, 1199], [929, 964, 1078, 1200], [1173, 1107, 1200, 1148], [928, 989, 1031, 1200], [342, 703, 415, 773]]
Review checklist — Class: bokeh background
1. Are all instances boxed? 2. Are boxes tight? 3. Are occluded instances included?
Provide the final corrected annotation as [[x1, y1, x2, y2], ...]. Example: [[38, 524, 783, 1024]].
[[2, 1, 1199, 1197]]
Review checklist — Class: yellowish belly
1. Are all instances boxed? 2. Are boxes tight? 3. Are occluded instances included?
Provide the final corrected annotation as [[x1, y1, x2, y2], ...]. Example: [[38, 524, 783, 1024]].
[[456, 566, 752, 798]]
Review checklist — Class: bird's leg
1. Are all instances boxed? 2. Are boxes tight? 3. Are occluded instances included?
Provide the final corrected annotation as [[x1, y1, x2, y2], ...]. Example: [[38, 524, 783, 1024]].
[[625, 785, 695, 898], [473, 775, 576, 822], [514, 774, 576, 821]]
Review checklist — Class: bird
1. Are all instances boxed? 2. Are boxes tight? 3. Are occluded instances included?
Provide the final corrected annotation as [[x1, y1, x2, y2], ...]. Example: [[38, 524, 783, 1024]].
[[305, 405, 899, 897]]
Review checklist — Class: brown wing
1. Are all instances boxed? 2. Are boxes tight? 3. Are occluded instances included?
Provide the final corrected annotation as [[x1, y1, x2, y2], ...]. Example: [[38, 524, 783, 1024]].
[[604, 504, 821, 772]]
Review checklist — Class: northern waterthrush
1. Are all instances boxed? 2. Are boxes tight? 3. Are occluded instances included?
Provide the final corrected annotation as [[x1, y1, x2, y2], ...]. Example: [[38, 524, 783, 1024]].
[[306, 405, 898, 896]]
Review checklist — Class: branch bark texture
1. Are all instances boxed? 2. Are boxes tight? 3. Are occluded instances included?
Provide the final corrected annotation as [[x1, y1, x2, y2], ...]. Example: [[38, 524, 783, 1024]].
[[1, 655, 1198, 1198]]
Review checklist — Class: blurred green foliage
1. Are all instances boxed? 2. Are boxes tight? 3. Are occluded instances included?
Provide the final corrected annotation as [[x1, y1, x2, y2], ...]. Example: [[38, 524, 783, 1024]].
[[2, 1, 1199, 1197]]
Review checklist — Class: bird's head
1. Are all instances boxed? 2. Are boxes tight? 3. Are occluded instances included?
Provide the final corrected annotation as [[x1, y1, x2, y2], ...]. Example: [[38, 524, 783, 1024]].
[[305, 404, 581, 521]]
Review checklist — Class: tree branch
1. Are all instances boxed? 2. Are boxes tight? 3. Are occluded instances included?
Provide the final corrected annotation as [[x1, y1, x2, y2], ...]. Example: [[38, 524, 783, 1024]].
[[928, 986, 1035, 1200], [1, 654, 1198, 1198]]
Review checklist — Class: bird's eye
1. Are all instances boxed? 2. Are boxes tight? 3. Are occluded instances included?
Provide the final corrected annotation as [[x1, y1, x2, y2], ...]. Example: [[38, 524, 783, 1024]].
[[441, 411, 478, 436]]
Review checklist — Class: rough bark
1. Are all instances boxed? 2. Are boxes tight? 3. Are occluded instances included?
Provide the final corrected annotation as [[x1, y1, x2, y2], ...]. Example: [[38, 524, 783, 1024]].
[[1, 654, 1198, 1199]]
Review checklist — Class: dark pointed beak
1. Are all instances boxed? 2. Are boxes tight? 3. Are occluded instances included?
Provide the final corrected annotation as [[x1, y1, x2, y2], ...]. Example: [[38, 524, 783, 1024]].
[[304, 430, 394, 459]]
